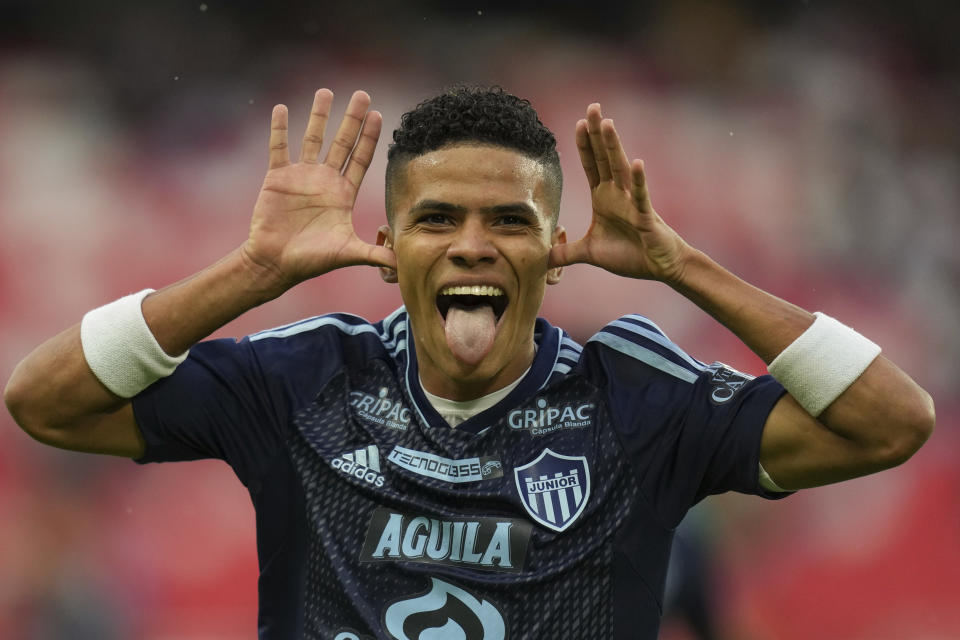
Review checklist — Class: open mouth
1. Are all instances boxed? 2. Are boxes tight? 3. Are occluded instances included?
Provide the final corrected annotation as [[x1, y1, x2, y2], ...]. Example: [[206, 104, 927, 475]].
[[436, 285, 509, 322]]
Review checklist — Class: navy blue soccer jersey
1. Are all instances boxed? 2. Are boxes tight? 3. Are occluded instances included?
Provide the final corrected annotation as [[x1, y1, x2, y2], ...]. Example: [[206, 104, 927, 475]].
[[131, 307, 788, 639]]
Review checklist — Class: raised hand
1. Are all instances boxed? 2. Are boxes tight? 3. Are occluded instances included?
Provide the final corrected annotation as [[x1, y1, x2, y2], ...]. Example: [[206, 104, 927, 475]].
[[242, 89, 396, 291], [549, 103, 690, 284]]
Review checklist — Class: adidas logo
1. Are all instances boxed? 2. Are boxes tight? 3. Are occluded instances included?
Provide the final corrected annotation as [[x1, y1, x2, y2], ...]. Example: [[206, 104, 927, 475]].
[[330, 445, 385, 488]]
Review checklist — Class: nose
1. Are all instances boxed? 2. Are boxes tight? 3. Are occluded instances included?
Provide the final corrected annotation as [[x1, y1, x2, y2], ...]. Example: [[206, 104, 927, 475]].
[[446, 217, 497, 267]]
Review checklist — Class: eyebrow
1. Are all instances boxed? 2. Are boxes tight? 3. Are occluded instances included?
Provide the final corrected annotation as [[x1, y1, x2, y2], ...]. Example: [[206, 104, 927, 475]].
[[408, 200, 537, 216], [409, 200, 467, 214], [483, 202, 538, 216]]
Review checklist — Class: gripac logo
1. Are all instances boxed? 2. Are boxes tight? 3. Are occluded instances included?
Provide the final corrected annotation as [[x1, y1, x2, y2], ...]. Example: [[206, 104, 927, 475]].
[[360, 507, 531, 573], [706, 363, 754, 405], [350, 387, 411, 431], [507, 397, 594, 436], [383, 577, 506, 640], [387, 446, 503, 483]]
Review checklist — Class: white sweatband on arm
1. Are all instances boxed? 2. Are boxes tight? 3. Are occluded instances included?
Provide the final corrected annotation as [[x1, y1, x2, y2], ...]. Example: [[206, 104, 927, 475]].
[[767, 312, 881, 417], [80, 289, 189, 398]]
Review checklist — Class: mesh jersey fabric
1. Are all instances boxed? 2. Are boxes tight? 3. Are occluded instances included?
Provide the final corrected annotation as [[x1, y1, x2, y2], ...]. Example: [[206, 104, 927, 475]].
[[131, 307, 788, 639]]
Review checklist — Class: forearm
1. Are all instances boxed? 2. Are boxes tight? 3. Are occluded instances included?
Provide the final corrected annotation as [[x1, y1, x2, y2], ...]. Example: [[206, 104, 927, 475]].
[[6, 88, 387, 455], [5, 247, 286, 438], [142, 246, 287, 356], [566, 101, 933, 487], [668, 247, 814, 363], [669, 247, 934, 460]]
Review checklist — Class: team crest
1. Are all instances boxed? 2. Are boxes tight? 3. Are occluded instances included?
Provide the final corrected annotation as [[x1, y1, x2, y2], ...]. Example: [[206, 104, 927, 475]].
[[514, 448, 591, 532]]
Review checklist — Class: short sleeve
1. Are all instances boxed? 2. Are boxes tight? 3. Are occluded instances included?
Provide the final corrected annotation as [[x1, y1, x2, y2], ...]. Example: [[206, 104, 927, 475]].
[[636, 363, 787, 526], [131, 337, 288, 486], [682, 364, 787, 499]]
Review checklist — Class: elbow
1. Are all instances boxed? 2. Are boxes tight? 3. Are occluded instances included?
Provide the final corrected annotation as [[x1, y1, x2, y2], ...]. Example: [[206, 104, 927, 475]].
[[5, 372, 42, 441], [878, 389, 936, 468], [4, 369, 30, 429], [4, 367, 61, 447]]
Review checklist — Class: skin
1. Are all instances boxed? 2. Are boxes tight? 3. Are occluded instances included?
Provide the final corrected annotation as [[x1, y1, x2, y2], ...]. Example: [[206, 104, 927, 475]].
[[377, 145, 564, 400], [4, 88, 935, 491]]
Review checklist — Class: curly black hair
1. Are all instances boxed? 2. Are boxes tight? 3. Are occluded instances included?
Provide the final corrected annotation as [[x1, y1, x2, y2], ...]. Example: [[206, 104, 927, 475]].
[[385, 85, 562, 224]]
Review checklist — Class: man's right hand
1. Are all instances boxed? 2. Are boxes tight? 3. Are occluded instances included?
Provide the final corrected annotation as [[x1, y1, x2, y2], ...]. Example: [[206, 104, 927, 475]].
[[4, 88, 398, 458], [243, 89, 397, 294]]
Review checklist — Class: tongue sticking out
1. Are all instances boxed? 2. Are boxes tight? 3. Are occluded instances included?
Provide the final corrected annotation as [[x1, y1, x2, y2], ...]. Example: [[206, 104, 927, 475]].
[[444, 303, 497, 365]]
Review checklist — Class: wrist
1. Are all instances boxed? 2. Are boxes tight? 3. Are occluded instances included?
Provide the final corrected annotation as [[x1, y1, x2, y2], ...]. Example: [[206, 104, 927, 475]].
[[236, 245, 296, 304], [141, 247, 292, 356], [663, 244, 708, 291]]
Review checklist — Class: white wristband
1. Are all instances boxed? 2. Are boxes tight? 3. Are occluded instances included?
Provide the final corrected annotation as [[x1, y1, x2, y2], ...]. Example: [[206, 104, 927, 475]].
[[80, 289, 188, 398], [768, 312, 880, 417]]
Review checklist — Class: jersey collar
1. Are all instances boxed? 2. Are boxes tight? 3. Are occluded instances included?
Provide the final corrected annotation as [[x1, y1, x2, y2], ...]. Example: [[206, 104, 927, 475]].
[[392, 311, 563, 435]]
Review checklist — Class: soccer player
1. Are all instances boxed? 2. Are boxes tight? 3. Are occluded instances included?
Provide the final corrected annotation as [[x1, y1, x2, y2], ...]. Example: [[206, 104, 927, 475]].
[[4, 87, 935, 639]]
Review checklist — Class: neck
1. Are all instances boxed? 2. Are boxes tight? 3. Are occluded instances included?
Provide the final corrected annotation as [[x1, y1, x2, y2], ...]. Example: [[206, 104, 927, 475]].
[[416, 337, 536, 401]]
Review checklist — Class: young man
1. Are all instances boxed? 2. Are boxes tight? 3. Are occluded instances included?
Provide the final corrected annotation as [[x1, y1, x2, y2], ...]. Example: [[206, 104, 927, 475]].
[[5, 87, 935, 639]]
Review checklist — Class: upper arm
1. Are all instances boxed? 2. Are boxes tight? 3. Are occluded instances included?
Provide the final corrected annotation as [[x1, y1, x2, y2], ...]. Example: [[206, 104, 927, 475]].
[[759, 394, 875, 490], [32, 403, 147, 458], [4, 323, 147, 458], [130, 336, 292, 474], [607, 359, 787, 525], [759, 355, 936, 491]]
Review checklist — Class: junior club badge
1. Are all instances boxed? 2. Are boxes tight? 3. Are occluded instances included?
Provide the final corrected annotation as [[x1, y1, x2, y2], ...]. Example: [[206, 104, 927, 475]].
[[514, 448, 591, 532]]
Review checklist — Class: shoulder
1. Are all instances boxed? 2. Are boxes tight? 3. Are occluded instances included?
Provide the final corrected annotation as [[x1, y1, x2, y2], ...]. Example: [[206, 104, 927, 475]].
[[582, 314, 706, 386], [581, 314, 776, 415], [248, 307, 405, 354], [242, 307, 408, 384], [248, 310, 385, 345]]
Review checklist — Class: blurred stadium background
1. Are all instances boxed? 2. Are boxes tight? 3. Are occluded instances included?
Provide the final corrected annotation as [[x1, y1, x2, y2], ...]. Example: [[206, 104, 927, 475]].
[[1, 1, 958, 638]]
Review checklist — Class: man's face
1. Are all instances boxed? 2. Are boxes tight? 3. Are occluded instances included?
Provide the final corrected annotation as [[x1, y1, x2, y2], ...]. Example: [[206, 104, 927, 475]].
[[378, 144, 564, 399]]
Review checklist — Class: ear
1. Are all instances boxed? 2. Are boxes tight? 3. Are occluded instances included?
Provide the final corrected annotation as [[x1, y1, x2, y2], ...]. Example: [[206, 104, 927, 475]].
[[546, 225, 566, 285], [376, 225, 398, 283]]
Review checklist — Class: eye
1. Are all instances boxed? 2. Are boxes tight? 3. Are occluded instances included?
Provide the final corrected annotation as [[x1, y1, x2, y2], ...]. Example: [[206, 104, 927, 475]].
[[495, 214, 529, 227], [418, 213, 453, 226]]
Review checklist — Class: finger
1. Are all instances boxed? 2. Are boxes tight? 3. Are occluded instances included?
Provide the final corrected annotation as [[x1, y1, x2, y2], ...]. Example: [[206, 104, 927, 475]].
[[548, 237, 591, 269], [364, 243, 397, 271], [575, 119, 600, 189], [299, 89, 334, 164], [586, 104, 612, 182], [601, 119, 632, 190], [342, 110, 383, 190], [268, 104, 290, 169], [324, 90, 372, 171], [631, 159, 654, 213], [342, 238, 397, 270]]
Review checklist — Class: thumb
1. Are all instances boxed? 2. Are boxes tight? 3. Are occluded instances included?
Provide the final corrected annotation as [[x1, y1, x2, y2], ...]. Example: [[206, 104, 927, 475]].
[[363, 244, 397, 270], [549, 237, 591, 269]]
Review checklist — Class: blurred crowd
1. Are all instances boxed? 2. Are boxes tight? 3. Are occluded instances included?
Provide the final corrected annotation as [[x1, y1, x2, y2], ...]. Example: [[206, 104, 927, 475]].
[[1, 1, 958, 638]]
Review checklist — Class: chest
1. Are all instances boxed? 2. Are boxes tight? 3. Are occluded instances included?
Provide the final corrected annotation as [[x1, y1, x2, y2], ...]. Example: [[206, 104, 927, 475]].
[[289, 359, 637, 571]]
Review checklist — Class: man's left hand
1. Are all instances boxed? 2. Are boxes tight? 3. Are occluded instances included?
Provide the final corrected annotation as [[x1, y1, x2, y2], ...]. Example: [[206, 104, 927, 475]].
[[549, 103, 690, 284]]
